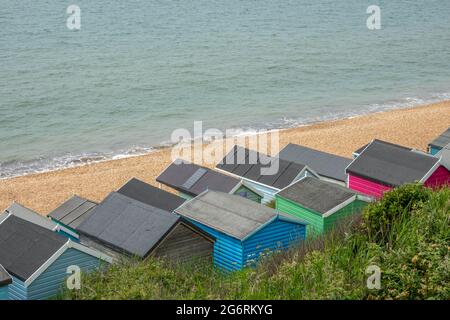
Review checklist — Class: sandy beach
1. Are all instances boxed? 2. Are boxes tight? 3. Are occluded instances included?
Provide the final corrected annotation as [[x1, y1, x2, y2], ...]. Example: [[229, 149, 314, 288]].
[[1, 101, 449, 215]]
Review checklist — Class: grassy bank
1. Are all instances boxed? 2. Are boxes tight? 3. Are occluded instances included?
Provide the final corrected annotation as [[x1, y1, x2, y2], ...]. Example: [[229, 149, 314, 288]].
[[62, 184, 450, 300]]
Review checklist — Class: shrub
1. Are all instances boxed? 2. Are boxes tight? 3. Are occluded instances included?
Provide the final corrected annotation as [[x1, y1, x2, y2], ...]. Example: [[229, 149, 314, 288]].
[[362, 184, 431, 245]]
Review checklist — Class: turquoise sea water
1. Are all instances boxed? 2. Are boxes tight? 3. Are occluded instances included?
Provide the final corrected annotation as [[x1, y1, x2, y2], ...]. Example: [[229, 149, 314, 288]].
[[1, 1, 450, 178]]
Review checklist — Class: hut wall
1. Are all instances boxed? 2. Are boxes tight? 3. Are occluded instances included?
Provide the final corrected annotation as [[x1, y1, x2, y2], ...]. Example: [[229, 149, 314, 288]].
[[27, 248, 106, 300], [348, 174, 392, 198], [424, 165, 450, 188], [151, 223, 214, 262]]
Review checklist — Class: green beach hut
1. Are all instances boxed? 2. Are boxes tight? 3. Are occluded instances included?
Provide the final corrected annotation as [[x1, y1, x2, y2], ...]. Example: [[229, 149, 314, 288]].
[[275, 177, 371, 235]]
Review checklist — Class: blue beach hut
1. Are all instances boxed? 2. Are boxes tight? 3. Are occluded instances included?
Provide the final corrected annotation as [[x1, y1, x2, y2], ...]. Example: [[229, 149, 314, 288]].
[[0, 265, 12, 300], [175, 190, 307, 271], [0, 215, 112, 300]]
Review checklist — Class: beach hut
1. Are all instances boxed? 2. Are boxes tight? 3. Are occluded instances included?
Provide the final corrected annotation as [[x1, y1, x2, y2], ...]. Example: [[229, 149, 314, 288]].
[[175, 191, 307, 271], [1, 202, 78, 239], [428, 127, 450, 155], [0, 265, 12, 300], [156, 159, 263, 202], [275, 177, 371, 235], [0, 215, 111, 300], [48, 196, 97, 239], [346, 139, 450, 198], [116, 178, 186, 211], [76, 192, 214, 262], [216, 145, 319, 204], [277, 143, 352, 186]]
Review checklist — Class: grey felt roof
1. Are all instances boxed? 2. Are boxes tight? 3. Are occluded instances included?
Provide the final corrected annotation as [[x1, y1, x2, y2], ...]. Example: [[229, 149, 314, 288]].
[[117, 178, 185, 211], [346, 139, 439, 187], [277, 177, 358, 215], [176, 191, 300, 240], [0, 264, 12, 286], [1, 202, 56, 231], [216, 146, 307, 189], [353, 143, 370, 157], [429, 127, 450, 149], [156, 161, 240, 197], [77, 192, 181, 258], [277, 144, 352, 182], [0, 215, 67, 281], [48, 196, 97, 230]]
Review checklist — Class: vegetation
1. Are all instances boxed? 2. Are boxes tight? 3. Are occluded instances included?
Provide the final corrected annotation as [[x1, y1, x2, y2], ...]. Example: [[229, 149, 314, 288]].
[[62, 184, 449, 300]]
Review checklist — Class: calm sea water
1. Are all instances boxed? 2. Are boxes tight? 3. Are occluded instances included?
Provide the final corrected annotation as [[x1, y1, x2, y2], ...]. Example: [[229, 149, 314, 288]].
[[1, 0, 450, 178]]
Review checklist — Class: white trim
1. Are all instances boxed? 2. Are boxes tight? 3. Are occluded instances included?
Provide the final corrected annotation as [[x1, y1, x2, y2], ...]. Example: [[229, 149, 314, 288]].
[[241, 215, 278, 242], [54, 224, 80, 239], [322, 195, 357, 218], [419, 158, 442, 183], [24, 239, 113, 287], [25, 240, 70, 287], [216, 167, 280, 192], [229, 180, 264, 198], [345, 139, 375, 188]]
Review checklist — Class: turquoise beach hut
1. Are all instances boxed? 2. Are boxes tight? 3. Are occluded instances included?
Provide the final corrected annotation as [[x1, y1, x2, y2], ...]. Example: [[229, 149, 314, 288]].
[[175, 190, 307, 271], [428, 127, 450, 155], [0, 215, 112, 300]]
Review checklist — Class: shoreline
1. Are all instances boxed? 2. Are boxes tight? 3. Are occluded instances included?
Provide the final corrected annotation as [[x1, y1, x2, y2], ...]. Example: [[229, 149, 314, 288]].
[[0, 100, 449, 214], [2, 95, 450, 181]]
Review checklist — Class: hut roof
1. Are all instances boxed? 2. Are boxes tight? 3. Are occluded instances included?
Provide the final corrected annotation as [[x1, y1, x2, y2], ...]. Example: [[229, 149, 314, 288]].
[[216, 145, 313, 189], [352, 143, 370, 157], [277, 143, 351, 182], [0, 264, 12, 286], [277, 177, 359, 215], [346, 139, 439, 187], [156, 161, 241, 197], [429, 127, 450, 149], [1, 202, 56, 231], [48, 195, 97, 230], [0, 215, 68, 281], [117, 178, 185, 212], [436, 144, 450, 171], [77, 192, 182, 258], [176, 191, 306, 241]]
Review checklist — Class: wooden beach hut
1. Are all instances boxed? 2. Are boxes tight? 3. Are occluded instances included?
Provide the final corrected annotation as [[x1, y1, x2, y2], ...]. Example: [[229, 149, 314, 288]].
[[48, 178, 186, 240], [175, 191, 307, 271], [275, 177, 370, 235], [76, 192, 214, 262], [216, 145, 319, 204], [47, 196, 97, 239], [428, 127, 450, 155], [0, 215, 111, 300], [277, 143, 352, 186], [346, 139, 450, 198], [156, 159, 262, 202], [0, 265, 12, 300], [2, 202, 78, 240]]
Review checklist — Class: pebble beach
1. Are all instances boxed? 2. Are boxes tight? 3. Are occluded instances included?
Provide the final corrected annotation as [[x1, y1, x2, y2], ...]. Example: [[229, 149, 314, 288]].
[[0, 100, 449, 215]]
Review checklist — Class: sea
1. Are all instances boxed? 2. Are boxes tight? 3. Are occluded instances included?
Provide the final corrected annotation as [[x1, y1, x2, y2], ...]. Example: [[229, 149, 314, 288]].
[[1, 0, 450, 178]]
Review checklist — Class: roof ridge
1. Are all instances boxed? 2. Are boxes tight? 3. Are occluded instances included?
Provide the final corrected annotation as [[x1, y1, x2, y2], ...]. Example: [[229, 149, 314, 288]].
[[195, 192, 274, 225]]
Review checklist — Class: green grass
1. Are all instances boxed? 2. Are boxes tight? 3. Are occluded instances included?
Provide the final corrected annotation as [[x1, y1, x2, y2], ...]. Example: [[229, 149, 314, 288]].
[[62, 184, 450, 300]]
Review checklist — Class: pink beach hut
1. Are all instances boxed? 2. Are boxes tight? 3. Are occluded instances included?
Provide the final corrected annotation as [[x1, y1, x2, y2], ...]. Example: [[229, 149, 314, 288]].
[[345, 139, 450, 198]]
